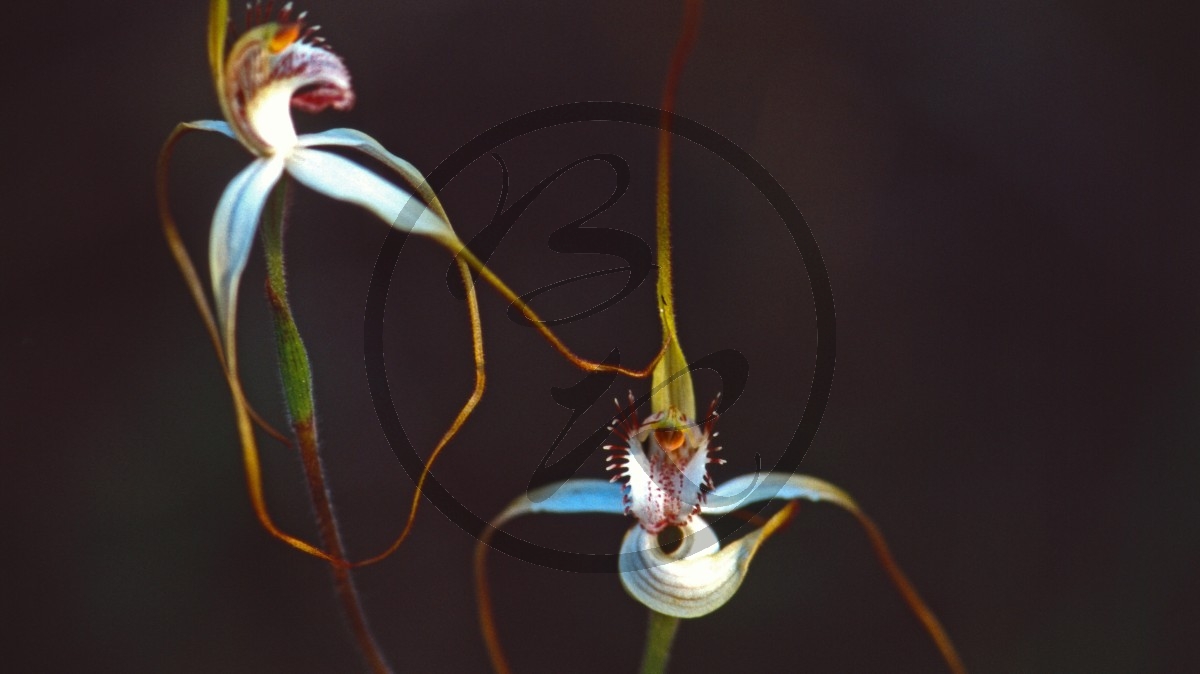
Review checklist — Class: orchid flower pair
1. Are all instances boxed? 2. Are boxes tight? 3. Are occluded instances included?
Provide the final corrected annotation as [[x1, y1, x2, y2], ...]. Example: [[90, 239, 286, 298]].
[[159, 1, 965, 671]]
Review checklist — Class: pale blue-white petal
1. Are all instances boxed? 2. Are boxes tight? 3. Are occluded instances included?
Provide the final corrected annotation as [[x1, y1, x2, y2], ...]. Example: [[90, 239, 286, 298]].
[[183, 119, 236, 139], [297, 128, 426, 187], [491, 479, 625, 528], [210, 156, 286, 358], [297, 128, 456, 241], [701, 472, 855, 515], [283, 147, 453, 243]]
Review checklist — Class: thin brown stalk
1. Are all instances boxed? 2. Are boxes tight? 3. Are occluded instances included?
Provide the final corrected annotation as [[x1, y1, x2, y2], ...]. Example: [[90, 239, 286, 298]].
[[294, 421, 393, 673], [843, 504, 967, 674], [473, 522, 512, 674]]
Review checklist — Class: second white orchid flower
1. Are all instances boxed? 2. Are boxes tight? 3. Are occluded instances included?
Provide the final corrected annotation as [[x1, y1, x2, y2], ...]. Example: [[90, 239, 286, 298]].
[[193, 2, 457, 361], [474, 2, 965, 672], [478, 393, 964, 673]]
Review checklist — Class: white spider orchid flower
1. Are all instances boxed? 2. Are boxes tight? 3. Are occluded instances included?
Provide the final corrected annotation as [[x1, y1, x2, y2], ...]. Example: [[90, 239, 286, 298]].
[[478, 394, 965, 673], [178, 1, 460, 361], [158, 0, 667, 568], [482, 394, 849, 618], [476, 0, 962, 668]]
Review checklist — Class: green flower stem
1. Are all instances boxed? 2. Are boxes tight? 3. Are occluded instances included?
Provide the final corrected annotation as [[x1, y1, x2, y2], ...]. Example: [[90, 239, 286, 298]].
[[639, 610, 682, 674], [261, 183, 315, 424], [260, 179, 392, 674]]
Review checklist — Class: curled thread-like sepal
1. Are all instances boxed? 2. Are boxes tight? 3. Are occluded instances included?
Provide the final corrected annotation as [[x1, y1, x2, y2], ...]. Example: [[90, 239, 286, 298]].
[[618, 505, 796, 619], [476, 479, 625, 674], [701, 472, 968, 673]]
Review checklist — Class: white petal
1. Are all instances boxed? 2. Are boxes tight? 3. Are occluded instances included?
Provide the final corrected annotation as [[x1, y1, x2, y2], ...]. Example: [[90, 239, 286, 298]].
[[284, 147, 453, 242], [298, 128, 450, 228], [183, 119, 236, 139], [618, 508, 792, 618], [210, 157, 286, 356], [298, 128, 426, 187], [701, 472, 855, 515], [622, 434, 658, 524], [491, 479, 626, 527]]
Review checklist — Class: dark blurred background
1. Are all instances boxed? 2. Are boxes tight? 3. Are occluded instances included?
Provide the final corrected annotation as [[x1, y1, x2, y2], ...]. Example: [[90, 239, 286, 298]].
[[3, 1, 1196, 672]]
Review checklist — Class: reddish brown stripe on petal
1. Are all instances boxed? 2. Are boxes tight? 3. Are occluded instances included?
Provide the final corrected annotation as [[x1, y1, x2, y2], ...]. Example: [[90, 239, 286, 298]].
[[292, 83, 355, 112]]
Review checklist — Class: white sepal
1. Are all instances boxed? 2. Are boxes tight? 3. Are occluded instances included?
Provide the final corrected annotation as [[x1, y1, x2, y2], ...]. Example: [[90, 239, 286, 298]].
[[184, 119, 237, 139], [702, 472, 856, 515], [284, 147, 453, 242], [209, 155, 286, 357], [491, 479, 626, 528], [298, 128, 428, 189]]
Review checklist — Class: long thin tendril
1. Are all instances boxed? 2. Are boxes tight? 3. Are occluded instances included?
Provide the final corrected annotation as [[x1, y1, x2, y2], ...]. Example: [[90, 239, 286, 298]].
[[351, 255, 486, 568], [352, 149, 666, 567], [455, 245, 670, 378], [833, 498, 967, 674], [474, 519, 513, 674], [329, 149, 485, 568], [158, 123, 331, 561]]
